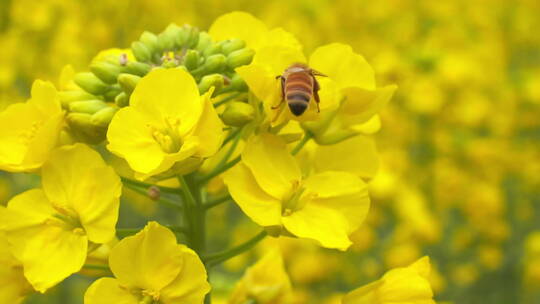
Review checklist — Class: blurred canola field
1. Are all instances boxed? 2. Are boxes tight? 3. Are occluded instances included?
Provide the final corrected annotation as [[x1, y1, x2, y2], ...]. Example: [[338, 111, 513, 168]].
[[0, 0, 539, 303]]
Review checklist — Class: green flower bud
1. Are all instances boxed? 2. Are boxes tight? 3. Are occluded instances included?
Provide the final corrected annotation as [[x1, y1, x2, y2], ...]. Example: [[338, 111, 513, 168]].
[[198, 74, 224, 95], [158, 23, 182, 51], [90, 62, 123, 84], [66, 113, 105, 144], [74, 72, 108, 95], [131, 41, 152, 62], [202, 44, 222, 57], [195, 32, 213, 52], [226, 48, 255, 69], [185, 26, 200, 48], [192, 54, 226, 76], [230, 73, 249, 91], [220, 101, 255, 127], [125, 61, 152, 76], [221, 39, 246, 55], [139, 31, 159, 53], [103, 84, 122, 101], [117, 73, 141, 95], [58, 90, 97, 108], [68, 99, 108, 114], [115, 92, 129, 107], [182, 49, 200, 70], [91, 106, 118, 127]]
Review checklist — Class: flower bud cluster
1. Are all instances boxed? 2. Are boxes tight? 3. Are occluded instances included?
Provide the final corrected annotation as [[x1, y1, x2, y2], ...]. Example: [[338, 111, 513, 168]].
[[60, 24, 254, 144]]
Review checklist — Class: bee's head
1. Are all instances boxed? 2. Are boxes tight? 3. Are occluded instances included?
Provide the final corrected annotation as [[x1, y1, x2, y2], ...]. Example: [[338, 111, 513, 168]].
[[288, 101, 308, 116]]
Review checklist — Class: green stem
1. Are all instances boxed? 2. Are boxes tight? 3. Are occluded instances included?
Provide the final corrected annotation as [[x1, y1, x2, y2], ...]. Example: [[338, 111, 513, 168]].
[[222, 128, 241, 147], [214, 92, 243, 107], [204, 195, 231, 210], [178, 176, 198, 208], [121, 177, 179, 194], [291, 133, 312, 155], [203, 230, 267, 267], [198, 156, 241, 184], [124, 183, 183, 210]]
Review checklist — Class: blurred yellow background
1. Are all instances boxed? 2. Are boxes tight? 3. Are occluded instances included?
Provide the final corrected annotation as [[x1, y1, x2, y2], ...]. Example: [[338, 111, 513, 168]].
[[1, 0, 539, 303]]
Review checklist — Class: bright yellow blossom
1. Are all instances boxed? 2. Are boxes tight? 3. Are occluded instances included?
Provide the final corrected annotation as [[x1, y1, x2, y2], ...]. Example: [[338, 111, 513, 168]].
[[0, 233, 31, 303], [0, 80, 63, 172], [0, 144, 121, 292], [209, 11, 302, 51], [229, 249, 292, 304], [107, 68, 224, 179], [223, 133, 370, 250], [84, 222, 210, 304], [342, 256, 435, 304]]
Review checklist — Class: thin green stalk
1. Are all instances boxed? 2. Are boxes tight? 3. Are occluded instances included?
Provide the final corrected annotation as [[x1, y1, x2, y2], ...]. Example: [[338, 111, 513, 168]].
[[198, 156, 241, 185], [213, 92, 243, 107], [204, 195, 231, 210], [121, 176, 179, 194], [178, 175, 198, 208], [124, 182, 183, 210], [291, 133, 312, 155], [203, 230, 267, 267]]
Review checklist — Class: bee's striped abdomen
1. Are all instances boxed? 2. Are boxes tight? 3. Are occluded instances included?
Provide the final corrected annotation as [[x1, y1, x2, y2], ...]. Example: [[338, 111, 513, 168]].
[[285, 72, 313, 116]]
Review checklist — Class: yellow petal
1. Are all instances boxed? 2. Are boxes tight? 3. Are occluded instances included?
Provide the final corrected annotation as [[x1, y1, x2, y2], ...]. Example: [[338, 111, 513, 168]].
[[380, 256, 434, 302], [309, 43, 375, 90], [107, 107, 166, 174], [230, 249, 292, 304], [160, 246, 210, 304], [242, 134, 301, 200], [223, 163, 282, 227], [130, 68, 202, 135], [236, 63, 282, 112], [304, 171, 366, 198], [109, 222, 183, 291], [340, 85, 396, 124], [84, 278, 138, 304], [1, 189, 55, 230], [8, 224, 87, 293], [282, 203, 351, 250], [209, 11, 267, 49], [267, 28, 303, 51], [314, 135, 379, 180], [41, 144, 121, 243], [28, 80, 62, 116], [0, 80, 63, 172], [190, 91, 224, 158], [0, 233, 31, 304]]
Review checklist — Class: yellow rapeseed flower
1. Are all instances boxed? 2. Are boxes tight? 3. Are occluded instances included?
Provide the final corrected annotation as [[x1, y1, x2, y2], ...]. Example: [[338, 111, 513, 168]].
[[0, 144, 121, 292], [229, 249, 292, 304], [107, 68, 224, 180], [0, 80, 63, 172], [223, 133, 370, 250], [84, 222, 210, 304], [342, 256, 435, 304]]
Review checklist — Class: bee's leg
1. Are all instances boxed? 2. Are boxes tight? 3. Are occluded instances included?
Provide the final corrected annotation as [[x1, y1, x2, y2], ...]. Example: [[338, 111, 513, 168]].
[[272, 76, 286, 109], [311, 69, 328, 77], [313, 77, 321, 113]]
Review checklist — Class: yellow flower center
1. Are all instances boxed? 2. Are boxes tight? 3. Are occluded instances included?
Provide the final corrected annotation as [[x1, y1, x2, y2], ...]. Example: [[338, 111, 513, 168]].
[[46, 205, 85, 234], [282, 180, 307, 216], [150, 117, 184, 153], [18, 120, 44, 145], [140, 289, 160, 304]]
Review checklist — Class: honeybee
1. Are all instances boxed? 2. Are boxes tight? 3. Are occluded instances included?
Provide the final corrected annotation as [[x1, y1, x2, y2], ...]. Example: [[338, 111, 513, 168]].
[[273, 63, 327, 116]]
